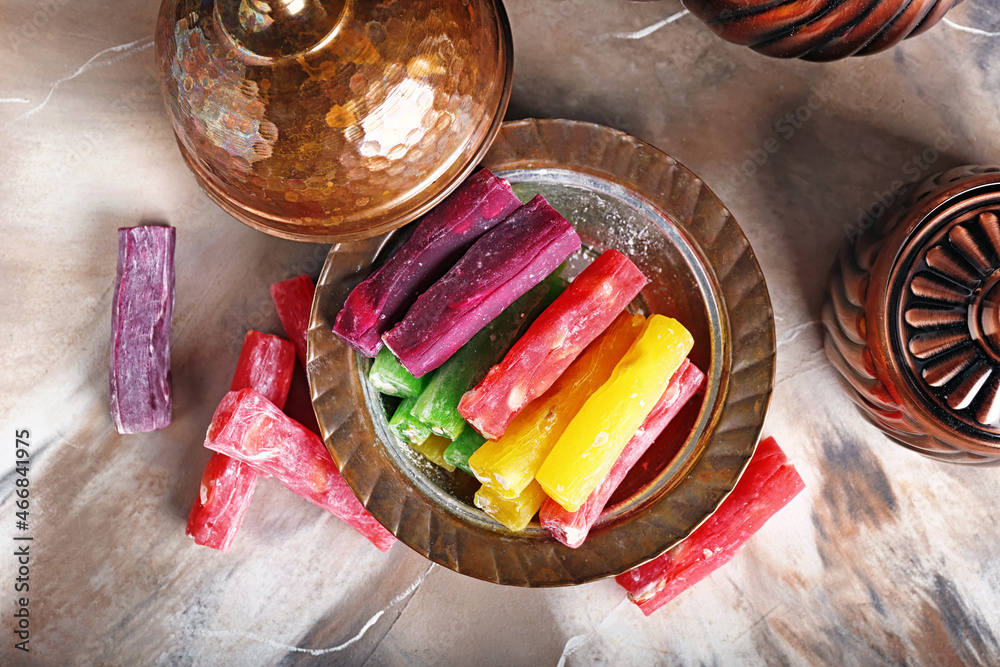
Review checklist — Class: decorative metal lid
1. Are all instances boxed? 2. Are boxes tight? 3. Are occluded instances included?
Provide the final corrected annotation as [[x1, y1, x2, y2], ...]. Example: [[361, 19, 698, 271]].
[[683, 0, 960, 61], [894, 201, 1000, 431], [826, 165, 1000, 464]]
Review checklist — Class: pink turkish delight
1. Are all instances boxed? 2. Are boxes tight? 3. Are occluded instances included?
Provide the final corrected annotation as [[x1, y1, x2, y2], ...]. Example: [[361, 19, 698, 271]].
[[616, 436, 804, 615], [458, 249, 646, 439], [270, 275, 316, 368], [204, 388, 396, 552], [185, 331, 296, 552]]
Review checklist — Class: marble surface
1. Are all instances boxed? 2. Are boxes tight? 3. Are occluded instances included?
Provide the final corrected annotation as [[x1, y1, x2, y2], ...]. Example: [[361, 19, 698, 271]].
[[3, 0, 1000, 664]]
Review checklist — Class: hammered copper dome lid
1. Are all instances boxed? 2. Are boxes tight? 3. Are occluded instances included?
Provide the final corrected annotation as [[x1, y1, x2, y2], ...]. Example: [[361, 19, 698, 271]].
[[155, 0, 513, 242]]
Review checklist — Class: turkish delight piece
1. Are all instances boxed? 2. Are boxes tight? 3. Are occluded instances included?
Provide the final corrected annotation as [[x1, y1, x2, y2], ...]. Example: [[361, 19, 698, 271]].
[[109, 225, 176, 434], [536, 315, 694, 512], [408, 434, 456, 472], [468, 312, 644, 500], [333, 168, 521, 357], [383, 195, 581, 378], [540, 359, 704, 548], [458, 249, 646, 440], [185, 331, 296, 551], [411, 282, 549, 439], [474, 480, 548, 531], [270, 274, 316, 368], [389, 397, 432, 445], [369, 347, 431, 398], [185, 453, 257, 553], [204, 388, 396, 552], [443, 428, 487, 476], [616, 437, 804, 615]]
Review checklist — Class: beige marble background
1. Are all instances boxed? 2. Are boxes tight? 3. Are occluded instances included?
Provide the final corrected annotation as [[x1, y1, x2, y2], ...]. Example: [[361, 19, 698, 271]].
[[3, 0, 1000, 664]]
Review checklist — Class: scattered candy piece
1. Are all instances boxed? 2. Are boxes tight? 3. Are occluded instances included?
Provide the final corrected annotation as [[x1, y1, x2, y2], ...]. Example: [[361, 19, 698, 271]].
[[334, 168, 521, 357], [383, 195, 581, 377], [443, 428, 487, 475], [185, 453, 259, 553], [408, 434, 456, 472], [459, 249, 646, 439], [204, 388, 396, 552], [540, 359, 704, 548], [536, 315, 694, 512], [469, 312, 645, 500], [616, 437, 804, 615], [411, 283, 549, 439], [186, 331, 296, 552], [389, 397, 432, 445], [369, 347, 431, 398], [474, 480, 549, 531], [109, 225, 176, 434], [270, 274, 316, 368]]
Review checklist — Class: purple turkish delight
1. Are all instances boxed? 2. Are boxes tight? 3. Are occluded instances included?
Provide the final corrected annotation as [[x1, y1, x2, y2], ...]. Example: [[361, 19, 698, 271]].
[[109, 225, 176, 434], [333, 168, 521, 357], [383, 195, 581, 378]]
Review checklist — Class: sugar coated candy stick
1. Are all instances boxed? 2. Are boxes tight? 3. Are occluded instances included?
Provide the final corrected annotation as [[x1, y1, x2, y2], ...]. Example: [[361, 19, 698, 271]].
[[228, 331, 297, 406], [186, 331, 296, 551], [540, 359, 705, 548], [536, 315, 694, 512], [443, 428, 487, 475], [408, 434, 455, 472], [270, 275, 315, 368], [369, 347, 430, 398], [469, 312, 645, 500], [474, 480, 548, 531], [383, 195, 581, 377], [616, 437, 804, 615], [109, 225, 176, 434], [333, 168, 521, 357], [459, 249, 646, 439], [185, 453, 258, 553], [389, 397, 432, 445], [411, 282, 549, 439], [205, 388, 396, 552]]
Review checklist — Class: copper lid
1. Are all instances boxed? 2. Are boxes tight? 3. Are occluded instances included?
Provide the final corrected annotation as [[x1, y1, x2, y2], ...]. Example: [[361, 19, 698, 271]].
[[155, 0, 513, 242], [826, 166, 1000, 463]]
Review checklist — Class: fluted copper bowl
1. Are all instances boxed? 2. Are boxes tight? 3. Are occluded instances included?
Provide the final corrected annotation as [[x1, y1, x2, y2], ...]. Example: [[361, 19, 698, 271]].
[[826, 165, 1000, 464], [155, 0, 512, 242], [684, 0, 960, 61], [307, 120, 775, 585]]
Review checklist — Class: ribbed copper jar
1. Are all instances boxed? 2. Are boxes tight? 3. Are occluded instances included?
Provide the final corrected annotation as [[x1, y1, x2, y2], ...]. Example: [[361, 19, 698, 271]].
[[684, 0, 960, 61], [825, 165, 1000, 464], [155, 0, 512, 242]]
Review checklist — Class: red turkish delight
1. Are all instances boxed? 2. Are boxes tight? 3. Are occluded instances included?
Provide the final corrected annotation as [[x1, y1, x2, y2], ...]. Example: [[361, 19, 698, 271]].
[[615, 437, 804, 615], [109, 225, 176, 434], [270, 275, 316, 368], [333, 168, 521, 357], [204, 388, 396, 552], [185, 331, 296, 551], [540, 360, 704, 548], [383, 195, 581, 378], [458, 249, 645, 439]]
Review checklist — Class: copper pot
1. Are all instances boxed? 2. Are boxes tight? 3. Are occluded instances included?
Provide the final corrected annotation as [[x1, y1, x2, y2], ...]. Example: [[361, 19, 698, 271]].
[[684, 0, 961, 61], [825, 165, 1000, 464], [155, 0, 513, 242]]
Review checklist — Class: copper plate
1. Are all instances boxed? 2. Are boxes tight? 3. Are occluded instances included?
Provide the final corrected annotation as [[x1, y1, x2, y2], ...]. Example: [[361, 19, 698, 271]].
[[308, 119, 775, 585]]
